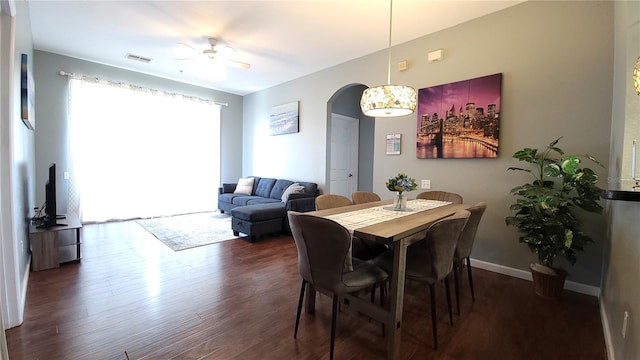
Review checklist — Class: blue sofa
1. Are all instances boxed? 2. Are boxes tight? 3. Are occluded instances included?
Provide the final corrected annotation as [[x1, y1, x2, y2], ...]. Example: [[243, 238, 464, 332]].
[[218, 177, 319, 241]]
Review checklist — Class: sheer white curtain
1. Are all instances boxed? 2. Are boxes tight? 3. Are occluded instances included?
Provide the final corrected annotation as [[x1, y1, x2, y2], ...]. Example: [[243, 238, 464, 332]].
[[67, 77, 220, 222]]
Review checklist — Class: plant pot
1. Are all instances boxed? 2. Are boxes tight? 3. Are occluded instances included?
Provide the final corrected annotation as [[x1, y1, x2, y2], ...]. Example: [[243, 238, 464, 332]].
[[530, 263, 567, 299]]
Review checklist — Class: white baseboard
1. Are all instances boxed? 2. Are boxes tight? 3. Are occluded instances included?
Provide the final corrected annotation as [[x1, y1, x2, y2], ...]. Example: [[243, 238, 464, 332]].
[[469, 258, 601, 297], [600, 300, 615, 360]]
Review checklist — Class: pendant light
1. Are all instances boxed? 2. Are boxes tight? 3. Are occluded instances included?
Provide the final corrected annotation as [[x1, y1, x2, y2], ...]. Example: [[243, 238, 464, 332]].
[[360, 0, 417, 117]]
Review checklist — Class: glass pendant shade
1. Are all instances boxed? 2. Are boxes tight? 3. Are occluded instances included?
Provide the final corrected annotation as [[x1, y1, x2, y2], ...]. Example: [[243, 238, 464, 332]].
[[360, 84, 417, 117]]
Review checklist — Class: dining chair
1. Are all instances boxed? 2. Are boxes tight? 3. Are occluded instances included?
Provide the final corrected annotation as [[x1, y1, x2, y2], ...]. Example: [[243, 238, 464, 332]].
[[373, 209, 470, 350], [351, 191, 381, 204], [453, 202, 487, 315], [315, 194, 353, 210], [316, 193, 388, 261], [288, 212, 388, 360], [416, 190, 464, 204]]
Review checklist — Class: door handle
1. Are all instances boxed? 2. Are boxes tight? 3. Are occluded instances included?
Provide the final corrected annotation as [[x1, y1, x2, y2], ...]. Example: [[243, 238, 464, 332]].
[[348, 174, 353, 177]]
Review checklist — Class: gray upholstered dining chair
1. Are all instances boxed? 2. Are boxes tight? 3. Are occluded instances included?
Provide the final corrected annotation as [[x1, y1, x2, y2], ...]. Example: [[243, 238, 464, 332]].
[[453, 202, 487, 315], [288, 212, 388, 360], [315, 193, 387, 261], [315, 194, 353, 210], [373, 209, 470, 350], [351, 191, 381, 204], [416, 190, 464, 204]]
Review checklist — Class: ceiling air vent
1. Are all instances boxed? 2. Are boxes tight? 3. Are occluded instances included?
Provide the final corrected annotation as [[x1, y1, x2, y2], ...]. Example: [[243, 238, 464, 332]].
[[126, 53, 152, 63]]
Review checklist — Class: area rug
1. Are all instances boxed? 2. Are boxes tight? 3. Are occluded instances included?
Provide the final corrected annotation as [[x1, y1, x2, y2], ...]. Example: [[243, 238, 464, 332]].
[[136, 212, 237, 251]]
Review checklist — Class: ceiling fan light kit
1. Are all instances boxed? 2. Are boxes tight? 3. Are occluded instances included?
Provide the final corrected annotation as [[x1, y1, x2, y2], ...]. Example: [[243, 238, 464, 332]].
[[177, 37, 251, 70], [360, 0, 417, 118]]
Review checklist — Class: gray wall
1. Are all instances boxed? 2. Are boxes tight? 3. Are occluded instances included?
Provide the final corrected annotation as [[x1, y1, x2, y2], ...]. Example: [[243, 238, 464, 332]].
[[33, 51, 244, 211], [1, 0, 35, 328], [242, 1, 613, 287], [601, 2, 640, 359]]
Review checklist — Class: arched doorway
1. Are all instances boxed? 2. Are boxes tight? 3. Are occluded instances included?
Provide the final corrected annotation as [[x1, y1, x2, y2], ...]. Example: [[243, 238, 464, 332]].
[[325, 84, 375, 196]]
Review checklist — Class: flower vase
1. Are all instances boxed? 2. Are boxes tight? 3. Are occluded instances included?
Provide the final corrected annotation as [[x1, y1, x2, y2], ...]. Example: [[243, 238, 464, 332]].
[[393, 192, 407, 211]]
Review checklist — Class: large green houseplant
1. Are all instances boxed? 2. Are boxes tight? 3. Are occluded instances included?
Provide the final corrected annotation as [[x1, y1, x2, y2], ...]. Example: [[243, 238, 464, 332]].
[[505, 137, 604, 298]]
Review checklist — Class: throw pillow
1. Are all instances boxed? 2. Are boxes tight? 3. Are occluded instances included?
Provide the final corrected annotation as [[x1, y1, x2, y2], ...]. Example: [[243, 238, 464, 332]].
[[234, 177, 254, 195], [281, 183, 305, 202]]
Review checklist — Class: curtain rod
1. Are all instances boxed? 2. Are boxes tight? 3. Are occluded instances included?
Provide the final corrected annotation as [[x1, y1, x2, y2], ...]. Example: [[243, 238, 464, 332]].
[[58, 70, 228, 107]]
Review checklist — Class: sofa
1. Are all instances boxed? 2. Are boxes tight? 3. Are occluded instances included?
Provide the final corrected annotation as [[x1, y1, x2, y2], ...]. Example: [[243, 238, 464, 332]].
[[218, 176, 319, 241]]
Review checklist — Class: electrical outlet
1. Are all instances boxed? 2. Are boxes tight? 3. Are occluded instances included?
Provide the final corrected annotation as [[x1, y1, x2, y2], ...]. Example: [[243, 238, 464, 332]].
[[622, 311, 630, 339], [421, 179, 431, 189]]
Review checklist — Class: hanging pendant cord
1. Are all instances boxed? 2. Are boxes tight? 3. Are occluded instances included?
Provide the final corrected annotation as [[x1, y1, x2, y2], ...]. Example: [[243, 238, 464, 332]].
[[387, 0, 393, 85]]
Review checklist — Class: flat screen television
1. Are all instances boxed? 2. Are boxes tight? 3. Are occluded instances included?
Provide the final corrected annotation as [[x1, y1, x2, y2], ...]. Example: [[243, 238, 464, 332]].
[[37, 163, 66, 228]]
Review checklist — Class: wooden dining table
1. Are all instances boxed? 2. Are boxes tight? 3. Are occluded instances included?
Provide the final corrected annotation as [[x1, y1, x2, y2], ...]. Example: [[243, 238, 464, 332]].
[[304, 199, 469, 360]]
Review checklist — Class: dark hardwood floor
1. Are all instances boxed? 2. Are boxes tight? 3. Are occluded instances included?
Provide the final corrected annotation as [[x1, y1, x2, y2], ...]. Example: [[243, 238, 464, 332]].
[[6, 219, 605, 359]]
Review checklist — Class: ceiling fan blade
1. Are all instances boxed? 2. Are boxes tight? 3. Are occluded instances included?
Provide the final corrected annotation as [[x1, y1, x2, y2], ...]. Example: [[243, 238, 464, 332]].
[[220, 58, 251, 69], [177, 42, 200, 53]]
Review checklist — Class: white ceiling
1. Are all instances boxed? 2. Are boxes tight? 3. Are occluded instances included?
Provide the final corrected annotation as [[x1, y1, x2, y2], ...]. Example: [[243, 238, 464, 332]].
[[28, 0, 523, 96]]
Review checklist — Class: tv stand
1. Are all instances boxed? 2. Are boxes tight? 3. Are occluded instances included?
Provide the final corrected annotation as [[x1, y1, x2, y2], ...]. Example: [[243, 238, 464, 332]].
[[36, 221, 67, 229], [30, 214, 82, 271]]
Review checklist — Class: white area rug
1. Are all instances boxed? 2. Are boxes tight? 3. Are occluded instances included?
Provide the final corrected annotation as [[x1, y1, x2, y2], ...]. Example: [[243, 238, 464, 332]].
[[136, 212, 237, 251]]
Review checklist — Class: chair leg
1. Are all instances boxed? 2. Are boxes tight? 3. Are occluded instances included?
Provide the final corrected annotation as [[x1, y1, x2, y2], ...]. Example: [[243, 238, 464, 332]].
[[294, 280, 307, 339], [429, 284, 438, 350], [380, 281, 386, 337], [466, 257, 475, 301], [370, 284, 376, 303], [453, 262, 461, 315], [444, 275, 453, 326], [330, 295, 339, 360]]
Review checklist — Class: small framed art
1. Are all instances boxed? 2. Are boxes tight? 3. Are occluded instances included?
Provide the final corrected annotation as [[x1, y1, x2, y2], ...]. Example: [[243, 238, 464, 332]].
[[20, 54, 35, 130], [386, 134, 401, 155], [270, 101, 299, 135]]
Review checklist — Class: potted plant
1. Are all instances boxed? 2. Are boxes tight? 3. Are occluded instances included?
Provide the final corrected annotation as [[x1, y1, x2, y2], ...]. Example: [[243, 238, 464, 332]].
[[505, 137, 604, 298], [386, 173, 417, 211]]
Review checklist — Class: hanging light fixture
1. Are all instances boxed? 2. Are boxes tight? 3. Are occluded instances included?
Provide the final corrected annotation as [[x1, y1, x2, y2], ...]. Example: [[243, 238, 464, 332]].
[[360, 0, 417, 117]]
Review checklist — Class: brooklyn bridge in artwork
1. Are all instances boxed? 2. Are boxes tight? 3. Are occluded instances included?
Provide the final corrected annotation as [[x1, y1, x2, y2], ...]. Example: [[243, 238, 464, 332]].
[[416, 73, 501, 159]]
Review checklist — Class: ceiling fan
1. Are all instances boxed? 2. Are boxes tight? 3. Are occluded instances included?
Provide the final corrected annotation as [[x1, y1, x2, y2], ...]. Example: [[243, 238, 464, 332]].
[[177, 37, 251, 70]]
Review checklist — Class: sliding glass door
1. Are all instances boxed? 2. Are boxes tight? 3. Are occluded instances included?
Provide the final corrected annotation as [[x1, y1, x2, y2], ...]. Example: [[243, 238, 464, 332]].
[[68, 78, 220, 222]]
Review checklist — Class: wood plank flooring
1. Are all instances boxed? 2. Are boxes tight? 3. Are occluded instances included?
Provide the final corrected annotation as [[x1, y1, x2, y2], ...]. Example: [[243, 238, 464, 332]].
[[6, 219, 606, 359]]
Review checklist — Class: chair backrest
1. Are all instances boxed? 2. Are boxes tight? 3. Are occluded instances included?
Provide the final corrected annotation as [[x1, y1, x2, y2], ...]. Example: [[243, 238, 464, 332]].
[[412, 210, 470, 282], [315, 194, 352, 210], [351, 191, 381, 205], [455, 202, 487, 260], [416, 191, 464, 204], [288, 212, 352, 295]]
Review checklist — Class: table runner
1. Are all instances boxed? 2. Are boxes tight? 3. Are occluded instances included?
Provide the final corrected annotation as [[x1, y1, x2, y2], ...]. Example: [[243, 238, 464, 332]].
[[325, 199, 451, 232]]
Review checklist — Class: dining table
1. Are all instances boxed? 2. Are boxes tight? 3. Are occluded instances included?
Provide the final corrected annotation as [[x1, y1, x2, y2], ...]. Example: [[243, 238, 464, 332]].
[[303, 198, 469, 360]]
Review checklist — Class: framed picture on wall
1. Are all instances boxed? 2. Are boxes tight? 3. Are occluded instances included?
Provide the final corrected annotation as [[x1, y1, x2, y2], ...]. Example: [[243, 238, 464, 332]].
[[386, 134, 401, 155], [269, 101, 299, 135], [21, 54, 35, 130], [416, 73, 501, 159]]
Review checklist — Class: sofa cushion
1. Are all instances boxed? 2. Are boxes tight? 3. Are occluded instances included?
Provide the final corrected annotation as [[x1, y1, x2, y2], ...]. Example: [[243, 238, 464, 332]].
[[281, 183, 305, 202], [254, 178, 276, 198], [231, 202, 287, 222], [246, 198, 281, 205], [234, 177, 254, 195], [232, 195, 265, 206], [219, 193, 241, 203], [270, 179, 294, 200], [297, 182, 318, 196]]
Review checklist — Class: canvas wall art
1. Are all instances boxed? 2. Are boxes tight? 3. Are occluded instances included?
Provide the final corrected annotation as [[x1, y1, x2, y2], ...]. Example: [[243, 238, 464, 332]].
[[21, 54, 35, 130], [269, 101, 299, 135], [416, 73, 501, 159]]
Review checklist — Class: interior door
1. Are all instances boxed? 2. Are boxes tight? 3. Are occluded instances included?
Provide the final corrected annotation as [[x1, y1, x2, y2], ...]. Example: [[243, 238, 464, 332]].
[[329, 114, 359, 198]]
